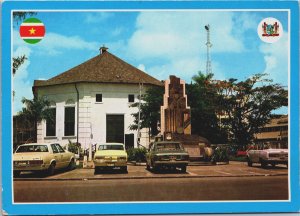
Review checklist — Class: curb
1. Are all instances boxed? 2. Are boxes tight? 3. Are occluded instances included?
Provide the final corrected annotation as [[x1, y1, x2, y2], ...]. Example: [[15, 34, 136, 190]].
[[13, 173, 288, 182]]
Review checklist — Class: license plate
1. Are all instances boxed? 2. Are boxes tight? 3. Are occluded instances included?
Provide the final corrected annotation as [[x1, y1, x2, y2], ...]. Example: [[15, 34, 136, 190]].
[[107, 163, 114, 166], [18, 162, 27, 166]]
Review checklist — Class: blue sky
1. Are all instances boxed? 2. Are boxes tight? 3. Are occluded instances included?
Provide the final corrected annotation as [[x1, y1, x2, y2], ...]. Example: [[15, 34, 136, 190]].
[[13, 10, 289, 114]]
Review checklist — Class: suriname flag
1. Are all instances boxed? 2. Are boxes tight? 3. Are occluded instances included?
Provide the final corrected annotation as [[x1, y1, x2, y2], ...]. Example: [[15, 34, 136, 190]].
[[19, 18, 45, 44]]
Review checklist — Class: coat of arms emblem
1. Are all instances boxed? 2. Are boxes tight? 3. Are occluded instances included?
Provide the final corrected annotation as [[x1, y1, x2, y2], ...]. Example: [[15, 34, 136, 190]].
[[262, 22, 280, 37]]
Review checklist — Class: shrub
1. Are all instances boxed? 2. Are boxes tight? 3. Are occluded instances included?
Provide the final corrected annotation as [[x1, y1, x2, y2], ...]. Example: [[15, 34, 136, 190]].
[[127, 147, 147, 162], [65, 140, 82, 155], [211, 146, 229, 163]]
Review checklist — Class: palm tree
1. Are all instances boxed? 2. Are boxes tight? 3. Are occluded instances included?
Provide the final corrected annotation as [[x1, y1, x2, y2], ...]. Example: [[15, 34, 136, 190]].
[[18, 97, 54, 142]]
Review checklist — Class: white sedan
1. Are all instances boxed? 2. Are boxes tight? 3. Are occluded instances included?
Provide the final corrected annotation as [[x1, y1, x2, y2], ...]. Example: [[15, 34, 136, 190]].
[[13, 143, 76, 176]]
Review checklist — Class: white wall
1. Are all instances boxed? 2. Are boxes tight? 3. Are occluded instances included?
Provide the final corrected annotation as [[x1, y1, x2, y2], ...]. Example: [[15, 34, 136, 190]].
[[36, 83, 151, 149]]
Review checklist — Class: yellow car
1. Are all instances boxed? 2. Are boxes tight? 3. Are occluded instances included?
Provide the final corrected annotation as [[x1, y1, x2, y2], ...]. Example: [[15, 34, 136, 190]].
[[13, 143, 76, 177], [93, 143, 127, 173]]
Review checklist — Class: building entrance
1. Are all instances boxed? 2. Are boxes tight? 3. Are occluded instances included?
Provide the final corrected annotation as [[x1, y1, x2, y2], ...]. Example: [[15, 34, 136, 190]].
[[106, 114, 124, 143]]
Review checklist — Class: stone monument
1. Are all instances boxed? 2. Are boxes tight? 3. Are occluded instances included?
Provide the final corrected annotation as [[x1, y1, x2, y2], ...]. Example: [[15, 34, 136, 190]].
[[160, 75, 210, 160]]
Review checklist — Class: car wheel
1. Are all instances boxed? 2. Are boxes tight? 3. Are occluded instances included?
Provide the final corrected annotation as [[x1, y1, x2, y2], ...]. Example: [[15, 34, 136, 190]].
[[48, 162, 56, 176], [13, 171, 21, 177], [146, 162, 150, 170], [181, 166, 187, 173], [260, 159, 267, 168], [247, 157, 253, 167], [121, 166, 127, 173], [68, 159, 76, 170], [94, 167, 99, 174]]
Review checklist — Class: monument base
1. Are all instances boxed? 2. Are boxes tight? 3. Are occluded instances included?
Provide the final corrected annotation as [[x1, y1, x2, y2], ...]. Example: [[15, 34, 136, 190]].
[[169, 134, 210, 161]]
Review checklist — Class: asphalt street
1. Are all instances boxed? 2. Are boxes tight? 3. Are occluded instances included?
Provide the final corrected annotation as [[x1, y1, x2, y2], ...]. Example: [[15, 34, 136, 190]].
[[13, 162, 289, 202], [14, 175, 288, 202]]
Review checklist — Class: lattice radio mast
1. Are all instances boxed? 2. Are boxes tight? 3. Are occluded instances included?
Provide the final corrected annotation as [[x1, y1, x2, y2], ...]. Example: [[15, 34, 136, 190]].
[[205, 24, 212, 75]]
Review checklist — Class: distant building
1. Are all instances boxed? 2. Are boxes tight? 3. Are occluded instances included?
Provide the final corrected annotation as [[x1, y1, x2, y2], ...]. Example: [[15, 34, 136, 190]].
[[254, 115, 288, 149], [13, 115, 35, 149], [32, 47, 163, 149]]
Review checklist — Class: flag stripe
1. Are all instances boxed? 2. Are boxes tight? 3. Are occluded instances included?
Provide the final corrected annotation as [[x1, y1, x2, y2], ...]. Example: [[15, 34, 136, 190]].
[[21, 37, 44, 39], [23, 39, 42, 44], [21, 23, 44, 26], [20, 26, 45, 38]]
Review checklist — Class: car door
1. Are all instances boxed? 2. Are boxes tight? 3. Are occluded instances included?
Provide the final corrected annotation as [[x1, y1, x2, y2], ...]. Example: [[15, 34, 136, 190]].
[[50, 144, 63, 169], [55, 144, 69, 168]]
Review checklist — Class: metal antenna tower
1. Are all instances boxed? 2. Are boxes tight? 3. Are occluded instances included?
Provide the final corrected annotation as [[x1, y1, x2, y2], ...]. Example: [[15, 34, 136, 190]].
[[205, 24, 212, 75]]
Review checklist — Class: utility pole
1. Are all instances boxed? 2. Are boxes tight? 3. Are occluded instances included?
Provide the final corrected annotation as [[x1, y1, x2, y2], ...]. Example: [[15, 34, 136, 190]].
[[205, 24, 212, 75], [137, 82, 143, 148]]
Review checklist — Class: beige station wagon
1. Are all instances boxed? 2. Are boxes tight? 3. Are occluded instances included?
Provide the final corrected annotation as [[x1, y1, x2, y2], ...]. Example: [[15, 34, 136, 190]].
[[13, 143, 76, 176]]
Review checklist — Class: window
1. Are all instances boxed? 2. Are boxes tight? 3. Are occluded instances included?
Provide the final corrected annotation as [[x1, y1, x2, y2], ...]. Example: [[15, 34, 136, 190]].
[[96, 94, 102, 102], [46, 108, 56, 136], [55, 144, 65, 153], [65, 107, 75, 136], [128, 94, 135, 103], [51, 144, 59, 153]]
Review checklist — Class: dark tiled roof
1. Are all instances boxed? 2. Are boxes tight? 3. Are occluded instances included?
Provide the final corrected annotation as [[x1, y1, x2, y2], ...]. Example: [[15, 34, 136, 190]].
[[34, 51, 163, 87]]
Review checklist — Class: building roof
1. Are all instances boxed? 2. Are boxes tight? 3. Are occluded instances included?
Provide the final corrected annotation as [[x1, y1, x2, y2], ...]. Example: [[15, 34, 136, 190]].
[[33, 48, 163, 87]]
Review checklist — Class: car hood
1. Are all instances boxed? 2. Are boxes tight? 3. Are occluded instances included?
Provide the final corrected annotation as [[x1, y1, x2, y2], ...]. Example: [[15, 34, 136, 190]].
[[264, 149, 288, 153], [13, 152, 47, 160], [94, 150, 127, 157], [154, 150, 188, 155]]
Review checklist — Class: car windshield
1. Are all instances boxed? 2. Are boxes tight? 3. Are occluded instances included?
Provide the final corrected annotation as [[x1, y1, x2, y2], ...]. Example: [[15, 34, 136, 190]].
[[98, 145, 124, 151], [16, 145, 49, 153], [156, 143, 182, 151]]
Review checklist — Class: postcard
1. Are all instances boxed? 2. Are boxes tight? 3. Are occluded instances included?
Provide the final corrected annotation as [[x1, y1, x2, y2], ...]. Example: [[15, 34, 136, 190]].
[[1, 0, 299, 215]]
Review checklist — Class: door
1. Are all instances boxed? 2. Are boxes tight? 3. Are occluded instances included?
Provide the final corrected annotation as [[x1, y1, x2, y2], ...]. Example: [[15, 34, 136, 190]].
[[125, 134, 134, 149], [50, 144, 62, 168], [106, 114, 124, 143]]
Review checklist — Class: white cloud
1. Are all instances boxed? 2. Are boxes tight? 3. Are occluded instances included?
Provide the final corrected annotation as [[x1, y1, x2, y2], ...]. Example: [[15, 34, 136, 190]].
[[137, 64, 146, 72], [111, 27, 124, 37], [259, 32, 288, 86], [126, 11, 246, 82], [37, 33, 99, 55], [84, 12, 114, 24], [127, 11, 245, 61]]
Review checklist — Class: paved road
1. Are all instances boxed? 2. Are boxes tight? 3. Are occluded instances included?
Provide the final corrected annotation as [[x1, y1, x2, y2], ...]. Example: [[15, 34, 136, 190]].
[[14, 175, 288, 202]]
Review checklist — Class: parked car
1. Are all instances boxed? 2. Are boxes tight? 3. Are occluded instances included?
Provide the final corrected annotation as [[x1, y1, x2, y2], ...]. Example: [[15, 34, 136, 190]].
[[13, 143, 76, 177], [247, 148, 288, 168], [93, 143, 128, 173], [146, 141, 189, 172]]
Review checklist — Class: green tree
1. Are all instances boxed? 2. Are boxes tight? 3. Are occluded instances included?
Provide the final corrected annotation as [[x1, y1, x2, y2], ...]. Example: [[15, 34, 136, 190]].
[[211, 73, 288, 147], [13, 12, 36, 25], [186, 72, 227, 143], [17, 97, 54, 142], [129, 86, 164, 137]]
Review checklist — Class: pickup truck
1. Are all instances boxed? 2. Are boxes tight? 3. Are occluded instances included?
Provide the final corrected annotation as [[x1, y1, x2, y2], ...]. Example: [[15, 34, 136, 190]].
[[247, 148, 288, 168]]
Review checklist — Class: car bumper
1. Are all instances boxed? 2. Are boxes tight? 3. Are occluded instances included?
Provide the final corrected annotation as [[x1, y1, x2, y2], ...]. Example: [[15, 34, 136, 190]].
[[266, 158, 288, 164], [154, 160, 189, 166], [13, 164, 48, 171], [93, 160, 127, 167]]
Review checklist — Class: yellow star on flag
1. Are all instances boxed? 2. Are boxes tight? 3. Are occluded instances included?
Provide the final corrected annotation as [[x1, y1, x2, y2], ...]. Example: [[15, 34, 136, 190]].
[[29, 27, 36, 35]]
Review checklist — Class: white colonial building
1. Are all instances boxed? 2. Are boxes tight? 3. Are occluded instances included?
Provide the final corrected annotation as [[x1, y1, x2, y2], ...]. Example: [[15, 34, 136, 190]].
[[33, 47, 162, 149]]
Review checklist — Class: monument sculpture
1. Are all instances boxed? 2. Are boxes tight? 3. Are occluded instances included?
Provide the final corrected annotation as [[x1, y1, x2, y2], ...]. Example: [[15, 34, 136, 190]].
[[160, 75, 210, 160]]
